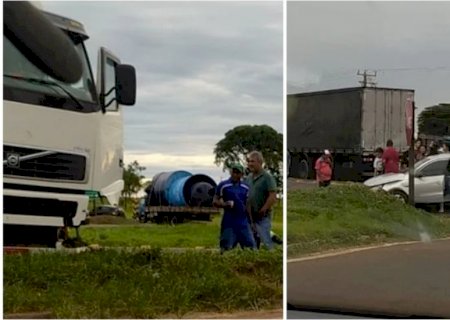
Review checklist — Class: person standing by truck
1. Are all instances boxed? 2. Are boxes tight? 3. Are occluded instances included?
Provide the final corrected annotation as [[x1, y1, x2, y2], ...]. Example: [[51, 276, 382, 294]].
[[373, 147, 384, 176], [382, 139, 400, 174], [315, 150, 333, 187], [213, 163, 256, 253], [246, 151, 277, 250]]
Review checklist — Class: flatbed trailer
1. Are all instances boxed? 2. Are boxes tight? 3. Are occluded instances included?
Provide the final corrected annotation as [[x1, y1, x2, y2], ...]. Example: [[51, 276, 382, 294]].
[[145, 206, 221, 223]]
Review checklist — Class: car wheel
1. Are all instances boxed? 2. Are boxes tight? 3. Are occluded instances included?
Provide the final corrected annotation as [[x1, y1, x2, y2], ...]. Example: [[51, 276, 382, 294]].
[[390, 190, 408, 204]]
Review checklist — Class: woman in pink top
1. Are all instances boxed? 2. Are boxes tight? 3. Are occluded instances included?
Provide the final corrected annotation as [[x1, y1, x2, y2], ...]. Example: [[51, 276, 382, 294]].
[[315, 150, 333, 187], [382, 139, 400, 174]]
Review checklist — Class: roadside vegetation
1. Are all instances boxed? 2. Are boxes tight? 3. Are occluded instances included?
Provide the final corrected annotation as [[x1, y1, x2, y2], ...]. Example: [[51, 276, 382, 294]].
[[4, 249, 282, 318], [288, 184, 450, 257], [70, 204, 283, 249], [5, 204, 283, 318]]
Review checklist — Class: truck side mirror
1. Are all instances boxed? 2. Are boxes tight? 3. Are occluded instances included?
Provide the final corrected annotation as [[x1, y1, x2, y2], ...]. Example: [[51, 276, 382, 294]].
[[116, 64, 136, 106]]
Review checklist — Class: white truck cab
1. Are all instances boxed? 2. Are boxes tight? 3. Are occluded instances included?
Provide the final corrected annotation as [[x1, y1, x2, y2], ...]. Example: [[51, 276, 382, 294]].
[[3, 5, 136, 246]]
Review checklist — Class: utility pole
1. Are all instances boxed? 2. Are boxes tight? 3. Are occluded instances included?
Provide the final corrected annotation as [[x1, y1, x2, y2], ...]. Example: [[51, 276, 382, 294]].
[[357, 69, 377, 87], [408, 101, 416, 206]]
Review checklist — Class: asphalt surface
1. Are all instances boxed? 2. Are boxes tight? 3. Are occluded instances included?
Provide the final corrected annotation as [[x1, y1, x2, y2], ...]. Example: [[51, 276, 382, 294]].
[[288, 239, 450, 318]]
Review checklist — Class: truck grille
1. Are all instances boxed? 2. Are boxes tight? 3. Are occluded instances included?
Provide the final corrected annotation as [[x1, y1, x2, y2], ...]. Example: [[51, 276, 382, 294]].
[[3, 145, 86, 181]]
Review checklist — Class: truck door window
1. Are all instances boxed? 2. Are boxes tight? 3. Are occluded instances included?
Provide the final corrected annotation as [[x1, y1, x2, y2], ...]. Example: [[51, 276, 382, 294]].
[[104, 57, 119, 112]]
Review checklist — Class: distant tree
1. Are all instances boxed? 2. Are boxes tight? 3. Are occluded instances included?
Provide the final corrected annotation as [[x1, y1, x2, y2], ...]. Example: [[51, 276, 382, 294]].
[[214, 124, 283, 188], [142, 180, 152, 191], [418, 104, 450, 136], [122, 161, 146, 205]]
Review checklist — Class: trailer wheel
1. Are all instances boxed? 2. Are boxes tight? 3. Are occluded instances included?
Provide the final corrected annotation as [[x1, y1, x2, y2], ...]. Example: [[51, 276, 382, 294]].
[[289, 155, 309, 179], [298, 159, 309, 179], [287, 153, 292, 177]]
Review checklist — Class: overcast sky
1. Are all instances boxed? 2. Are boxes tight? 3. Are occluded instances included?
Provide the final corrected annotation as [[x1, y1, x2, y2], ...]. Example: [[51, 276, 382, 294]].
[[288, 1, 450, 115], [42, 1, 283, 182]]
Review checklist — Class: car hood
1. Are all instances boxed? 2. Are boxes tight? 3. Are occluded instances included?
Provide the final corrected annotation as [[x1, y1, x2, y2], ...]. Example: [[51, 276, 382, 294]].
[[364, 173, 405, 187]]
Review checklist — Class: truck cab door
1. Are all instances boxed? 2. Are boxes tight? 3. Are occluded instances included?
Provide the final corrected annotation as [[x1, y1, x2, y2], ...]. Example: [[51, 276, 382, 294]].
[[91, 47, 136, 206]]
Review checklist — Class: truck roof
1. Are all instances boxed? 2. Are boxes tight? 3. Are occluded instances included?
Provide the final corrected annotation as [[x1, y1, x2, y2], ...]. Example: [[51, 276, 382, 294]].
[[43, 11, 89, 40], [288, 86, 415, 98]]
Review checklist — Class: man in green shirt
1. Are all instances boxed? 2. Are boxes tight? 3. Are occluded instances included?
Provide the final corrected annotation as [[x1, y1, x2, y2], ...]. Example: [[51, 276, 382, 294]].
[[246, 151, 277, 250]]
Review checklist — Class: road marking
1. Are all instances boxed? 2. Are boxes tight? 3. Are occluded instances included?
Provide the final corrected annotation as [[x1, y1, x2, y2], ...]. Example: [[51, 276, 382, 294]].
[[287, 237, 450, 263]]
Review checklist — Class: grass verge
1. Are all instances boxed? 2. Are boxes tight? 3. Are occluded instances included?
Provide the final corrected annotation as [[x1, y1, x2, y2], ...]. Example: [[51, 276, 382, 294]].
[[288, 184, 450, 257], [70, 205, 283, 248], [4, 248, 282, 318]]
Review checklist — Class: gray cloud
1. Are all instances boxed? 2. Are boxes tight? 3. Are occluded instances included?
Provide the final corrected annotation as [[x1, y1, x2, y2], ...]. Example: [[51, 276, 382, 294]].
[[287, 1, 450, 113], [43, 1, 283, 181]]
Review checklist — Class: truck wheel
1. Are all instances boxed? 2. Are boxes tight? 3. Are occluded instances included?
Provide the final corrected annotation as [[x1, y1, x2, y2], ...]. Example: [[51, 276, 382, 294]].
[[389, 190, 408, 204], [287, 153, 292, 177], [289, 155, 309, 179], [298, 159, 309, 179]]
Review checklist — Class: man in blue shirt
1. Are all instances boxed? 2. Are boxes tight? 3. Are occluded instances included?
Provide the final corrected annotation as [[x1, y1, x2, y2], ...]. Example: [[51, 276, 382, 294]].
[[214, 163, 256, 253]]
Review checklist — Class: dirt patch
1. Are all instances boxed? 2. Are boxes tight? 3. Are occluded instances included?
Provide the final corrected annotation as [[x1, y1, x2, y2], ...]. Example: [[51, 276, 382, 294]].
[[4, 309, 283, 319], [86, 215, 139, 225], [287, 178, 360, 191], [287, 178, 317, 191], [178, 308, 283, 319], [4, 312, 53, 319]]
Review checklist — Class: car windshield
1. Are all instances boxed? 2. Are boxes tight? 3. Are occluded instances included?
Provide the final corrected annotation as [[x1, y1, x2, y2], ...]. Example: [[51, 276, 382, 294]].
[[3, 35, 97, 104], [414, 156, 433, 169]]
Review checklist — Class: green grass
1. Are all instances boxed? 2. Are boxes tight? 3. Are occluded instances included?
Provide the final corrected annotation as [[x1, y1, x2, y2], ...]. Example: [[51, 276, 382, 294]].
[[4, 249, 282, 318], [288, 184, 450, 257], [71, 205, 283, 248]]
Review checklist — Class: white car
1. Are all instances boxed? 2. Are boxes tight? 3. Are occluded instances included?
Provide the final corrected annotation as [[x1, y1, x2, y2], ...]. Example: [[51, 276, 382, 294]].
[[364, 153, 450, 204]]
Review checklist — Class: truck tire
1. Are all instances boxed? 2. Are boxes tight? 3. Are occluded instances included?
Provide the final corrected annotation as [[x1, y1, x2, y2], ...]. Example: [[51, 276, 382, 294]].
[[298, 159, 309, 179], [287, 153, 292, 177], [289, 155, 309, 179]]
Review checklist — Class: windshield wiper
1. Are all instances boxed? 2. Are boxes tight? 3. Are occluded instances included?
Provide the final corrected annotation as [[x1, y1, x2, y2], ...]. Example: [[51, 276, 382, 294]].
[[4, 74, 85, 110]]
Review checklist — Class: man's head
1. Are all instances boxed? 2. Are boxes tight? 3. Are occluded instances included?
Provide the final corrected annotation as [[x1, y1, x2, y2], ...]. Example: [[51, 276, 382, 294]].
[[323, 149, 331, 158], [229, 163, 244, 181], [386, 139, 394, 147], [247, 151, 264, 173]]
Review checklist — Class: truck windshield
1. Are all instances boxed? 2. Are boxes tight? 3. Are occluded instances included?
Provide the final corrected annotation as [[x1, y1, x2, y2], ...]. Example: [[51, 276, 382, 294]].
[[3, 35, 98, 110]]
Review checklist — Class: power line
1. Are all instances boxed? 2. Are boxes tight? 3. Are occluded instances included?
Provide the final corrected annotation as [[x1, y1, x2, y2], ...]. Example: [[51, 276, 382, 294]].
[[375, 66, 450, 72]]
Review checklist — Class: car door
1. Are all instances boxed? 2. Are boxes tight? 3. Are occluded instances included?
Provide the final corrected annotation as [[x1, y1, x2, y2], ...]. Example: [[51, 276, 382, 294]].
[[415, 159, 448, 203]]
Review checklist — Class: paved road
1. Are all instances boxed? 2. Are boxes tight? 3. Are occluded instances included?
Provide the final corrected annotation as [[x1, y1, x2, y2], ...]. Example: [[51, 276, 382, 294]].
[[288, 239, 450, 318]]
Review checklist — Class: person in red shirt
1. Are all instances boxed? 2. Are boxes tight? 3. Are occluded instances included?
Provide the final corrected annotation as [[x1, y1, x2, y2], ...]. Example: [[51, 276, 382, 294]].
[[382, 139, 400, 174], [315, 150, 333, 187]]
